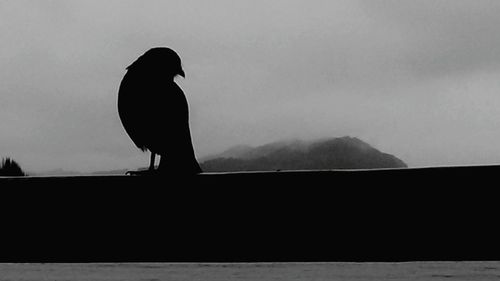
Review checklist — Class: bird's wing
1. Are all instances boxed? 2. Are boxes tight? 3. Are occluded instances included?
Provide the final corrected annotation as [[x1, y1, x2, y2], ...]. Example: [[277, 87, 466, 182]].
[[118, 71, 153, 151]]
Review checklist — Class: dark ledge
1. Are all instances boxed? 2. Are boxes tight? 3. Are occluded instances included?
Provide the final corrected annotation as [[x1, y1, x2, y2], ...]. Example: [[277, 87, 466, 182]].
[[0, 166, 498, 262]]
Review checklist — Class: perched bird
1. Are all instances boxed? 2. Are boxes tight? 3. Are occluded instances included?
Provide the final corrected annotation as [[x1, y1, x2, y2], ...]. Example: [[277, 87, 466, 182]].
[[118, 47, 202, 175]]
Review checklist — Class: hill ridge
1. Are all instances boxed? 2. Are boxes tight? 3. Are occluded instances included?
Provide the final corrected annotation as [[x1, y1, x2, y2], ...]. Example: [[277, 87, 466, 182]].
[[201, 136, 406, 172]]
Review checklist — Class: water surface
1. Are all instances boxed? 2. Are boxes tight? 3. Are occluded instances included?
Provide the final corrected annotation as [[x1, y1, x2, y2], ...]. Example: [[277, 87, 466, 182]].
[[1, 262, 500, 281]]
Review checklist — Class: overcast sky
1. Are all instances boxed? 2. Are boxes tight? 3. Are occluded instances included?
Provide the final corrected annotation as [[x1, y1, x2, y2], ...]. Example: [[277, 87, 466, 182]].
[[2, 0, 500, 173]]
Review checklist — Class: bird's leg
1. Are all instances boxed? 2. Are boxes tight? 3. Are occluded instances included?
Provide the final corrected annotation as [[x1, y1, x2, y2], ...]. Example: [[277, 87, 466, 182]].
[[126, 152, 156, 176], [149, 152, 156, 171]]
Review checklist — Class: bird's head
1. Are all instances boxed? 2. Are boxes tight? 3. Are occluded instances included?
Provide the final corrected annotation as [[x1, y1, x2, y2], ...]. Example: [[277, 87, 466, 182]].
[[126, 47, 185, 79]]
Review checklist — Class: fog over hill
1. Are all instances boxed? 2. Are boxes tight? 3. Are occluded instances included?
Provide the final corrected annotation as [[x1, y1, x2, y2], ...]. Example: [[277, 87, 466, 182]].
[[32, 136, 406, 175], [201, 136, 407, 172]]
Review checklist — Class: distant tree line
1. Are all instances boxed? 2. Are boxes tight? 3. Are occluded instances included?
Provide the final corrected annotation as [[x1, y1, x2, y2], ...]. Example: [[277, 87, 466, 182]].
[[0, 157, 26, 176]]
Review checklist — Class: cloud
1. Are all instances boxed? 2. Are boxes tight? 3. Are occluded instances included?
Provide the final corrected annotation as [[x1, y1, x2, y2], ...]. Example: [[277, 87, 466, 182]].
[[2, 0, 500, 172], [359, 0, 500, 78]]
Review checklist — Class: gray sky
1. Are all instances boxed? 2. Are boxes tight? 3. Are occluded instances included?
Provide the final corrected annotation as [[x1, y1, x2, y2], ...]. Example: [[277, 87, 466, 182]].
[[2, 0, 500, 173]]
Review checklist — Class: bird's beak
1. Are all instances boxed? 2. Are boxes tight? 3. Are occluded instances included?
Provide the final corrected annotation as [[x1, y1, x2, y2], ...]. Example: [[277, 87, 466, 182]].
[[178, 69, 185, 78]]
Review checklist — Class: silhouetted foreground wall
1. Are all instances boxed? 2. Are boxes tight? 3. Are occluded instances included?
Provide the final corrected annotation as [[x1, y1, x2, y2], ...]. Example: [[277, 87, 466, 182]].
[[0, 166, 498, 262]]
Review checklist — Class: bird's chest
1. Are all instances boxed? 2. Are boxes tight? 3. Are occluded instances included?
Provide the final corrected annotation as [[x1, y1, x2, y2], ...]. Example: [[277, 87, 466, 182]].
[[146, 85, 187, 115]]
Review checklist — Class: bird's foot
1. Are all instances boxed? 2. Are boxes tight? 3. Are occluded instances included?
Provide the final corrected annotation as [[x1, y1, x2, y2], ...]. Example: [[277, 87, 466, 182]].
[[125, 169, 159, 176]]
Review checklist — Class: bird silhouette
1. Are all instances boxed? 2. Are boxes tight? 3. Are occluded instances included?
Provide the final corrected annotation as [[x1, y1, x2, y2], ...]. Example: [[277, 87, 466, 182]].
[[118, 47, 202, 175]]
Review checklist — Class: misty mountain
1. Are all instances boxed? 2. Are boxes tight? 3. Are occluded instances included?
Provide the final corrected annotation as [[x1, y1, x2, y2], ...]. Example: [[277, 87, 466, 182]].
[[29, 169, 84, 176], [32, 168, 129, 176], [201, 136, 407, 172], [201, 139, 311, 162]]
